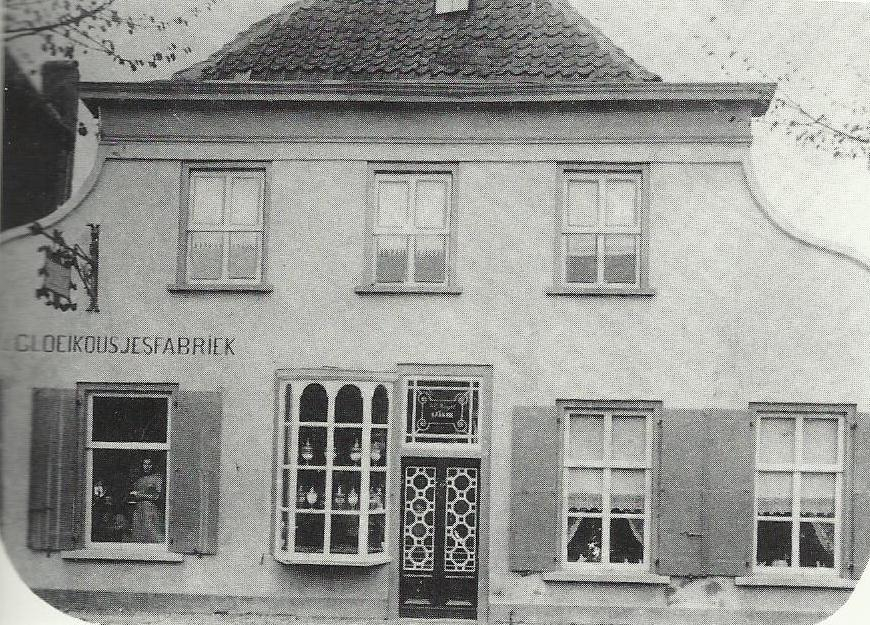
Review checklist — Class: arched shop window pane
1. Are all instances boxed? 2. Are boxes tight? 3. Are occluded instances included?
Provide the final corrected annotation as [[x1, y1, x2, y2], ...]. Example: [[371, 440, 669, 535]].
[[335, 385, 363, 423], [372, 385, 389, 425], [300, 384, 327, 422]]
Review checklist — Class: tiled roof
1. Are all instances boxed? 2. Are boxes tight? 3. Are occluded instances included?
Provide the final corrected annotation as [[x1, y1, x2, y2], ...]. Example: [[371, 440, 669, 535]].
[[176, 0, 660, 82]]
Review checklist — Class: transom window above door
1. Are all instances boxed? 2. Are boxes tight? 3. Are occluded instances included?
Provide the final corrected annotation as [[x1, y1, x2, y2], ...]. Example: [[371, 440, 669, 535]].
[[405, 378, 480, 446]]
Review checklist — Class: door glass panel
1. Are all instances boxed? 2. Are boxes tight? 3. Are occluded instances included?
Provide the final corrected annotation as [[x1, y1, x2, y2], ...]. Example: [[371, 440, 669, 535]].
[[91, 397, 168, 443]]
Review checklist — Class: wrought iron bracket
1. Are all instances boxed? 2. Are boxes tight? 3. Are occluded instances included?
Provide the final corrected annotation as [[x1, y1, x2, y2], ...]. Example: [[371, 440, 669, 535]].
[[30, 222, 100, 312]]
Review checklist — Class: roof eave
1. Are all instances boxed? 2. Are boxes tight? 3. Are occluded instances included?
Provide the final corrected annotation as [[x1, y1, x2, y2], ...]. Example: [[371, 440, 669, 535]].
[[80, 80, 776, 117]]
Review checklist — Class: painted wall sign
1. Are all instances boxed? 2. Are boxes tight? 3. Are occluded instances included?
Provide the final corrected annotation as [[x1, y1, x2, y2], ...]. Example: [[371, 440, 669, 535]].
[[3, 334, 236, 355]]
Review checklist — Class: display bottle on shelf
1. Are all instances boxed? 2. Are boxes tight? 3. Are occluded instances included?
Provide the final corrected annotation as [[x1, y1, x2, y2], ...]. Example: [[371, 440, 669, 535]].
[[350, 438, 362, 465], [300, 439, 314, 465], [348, 487, 359, 509], [334, 485, 346, 509]]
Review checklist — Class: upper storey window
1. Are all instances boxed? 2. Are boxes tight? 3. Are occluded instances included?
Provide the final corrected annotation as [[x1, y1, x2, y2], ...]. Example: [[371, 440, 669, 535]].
[[551, 165, 652, 296], [174, 164, 271, 291], [358, 166, 460, 294]]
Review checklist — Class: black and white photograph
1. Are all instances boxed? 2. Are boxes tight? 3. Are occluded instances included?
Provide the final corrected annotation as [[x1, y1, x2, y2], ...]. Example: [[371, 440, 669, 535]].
[[1, 1, 868, 624]]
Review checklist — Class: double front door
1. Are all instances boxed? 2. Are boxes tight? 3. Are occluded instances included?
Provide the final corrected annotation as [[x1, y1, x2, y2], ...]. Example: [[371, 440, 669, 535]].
[[399, 457, 480, 619]]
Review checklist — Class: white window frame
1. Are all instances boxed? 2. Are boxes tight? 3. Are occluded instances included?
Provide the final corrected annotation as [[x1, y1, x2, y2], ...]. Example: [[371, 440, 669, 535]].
[[83, 387, 174, 551], [559, 404, 654, 569], [358, 165, 460, 294], [552, 164, 651, 295], [176, 163, 270, 290], [275, 370, 397, 566], [435, 0, 470, 14], [403, 376, 481, 450], [752, 405, 847, 577]]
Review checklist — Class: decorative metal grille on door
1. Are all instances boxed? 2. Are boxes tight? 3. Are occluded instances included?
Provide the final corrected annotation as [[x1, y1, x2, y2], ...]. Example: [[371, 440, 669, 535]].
[[403, 466, 436, 572], [444, 467, 478, 573]]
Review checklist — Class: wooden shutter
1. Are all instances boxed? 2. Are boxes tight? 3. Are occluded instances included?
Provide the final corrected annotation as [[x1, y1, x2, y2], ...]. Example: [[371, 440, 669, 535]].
[[168, 390, 222, 555], [850, 412, 870, 580], [656, 409, 705, 576], [703, 409, 755, 576], [509, 406, 560, 572], [28, 388, 84, 551]]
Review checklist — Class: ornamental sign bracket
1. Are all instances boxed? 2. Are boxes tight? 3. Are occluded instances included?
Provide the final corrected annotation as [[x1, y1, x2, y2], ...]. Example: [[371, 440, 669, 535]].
[[30, 222, 100, 313]]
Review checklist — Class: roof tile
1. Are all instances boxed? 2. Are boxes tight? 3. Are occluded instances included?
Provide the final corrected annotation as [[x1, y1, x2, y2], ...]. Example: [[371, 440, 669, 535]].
[[177, 0, 659, 82]]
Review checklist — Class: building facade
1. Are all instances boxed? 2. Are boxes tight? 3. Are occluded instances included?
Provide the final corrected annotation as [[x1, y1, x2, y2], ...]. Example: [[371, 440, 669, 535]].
[[1, 2, 868, 624]]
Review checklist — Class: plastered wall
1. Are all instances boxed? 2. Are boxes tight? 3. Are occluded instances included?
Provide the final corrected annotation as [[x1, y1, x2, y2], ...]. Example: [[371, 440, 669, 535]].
[[1, 101, 867, 620]]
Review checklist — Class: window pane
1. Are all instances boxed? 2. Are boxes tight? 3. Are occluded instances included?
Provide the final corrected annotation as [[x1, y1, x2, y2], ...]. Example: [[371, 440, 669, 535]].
[[299, 384, 327, 422], [298, 426, 326, 466], [190, 175, 224, 225], [800, 522, 835, 568], [611, 469, 645, 514], [227, 232, 260, 280], [332, 471, 362, 511], [370, 429, 388, 468], [91, 450, 166, 544], [565, 234, 596, 283], [802, 418, 838, 465], [566, 517, 602, 563], [294, 513, 325, 553], [335, 385, 363, 423], [415, 179, 448, 229], [566, 180, 598, 227], [372, 385, 389, 425], [567, 414, 604, 464], [757, 520, 792, 567], [91, 396, 168, 443], [375, 235, 408, 283], [611, 415, 646, 464], [565, 468, 603, 513], [757, 472, 793, 516], [369, 472, 386, 511], [330, 515, 360, 554], [413, 235, 447, 283], [801, 473, 835, 518], [603, 235, 637, 284], [188, 232, 223, 280], [334, 427, 364, 467], [369, 513, 386, 553], [228, 176, 261, 226], [605, 179, 637, 227], [759, 417, 796, 465], [610, 518, 644, 564], [377, 180, 408, 228], [296, 470, 326, 510]]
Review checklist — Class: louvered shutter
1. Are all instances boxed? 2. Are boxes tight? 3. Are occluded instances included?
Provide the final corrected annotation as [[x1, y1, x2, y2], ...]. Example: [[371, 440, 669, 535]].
[[168, 390, 222, 555], [704, 409, 755, 575], [656, 409, 705, 576], [28, 388, 84, 551], [851, 412, 870, 580], [509, 406, 560, 572]]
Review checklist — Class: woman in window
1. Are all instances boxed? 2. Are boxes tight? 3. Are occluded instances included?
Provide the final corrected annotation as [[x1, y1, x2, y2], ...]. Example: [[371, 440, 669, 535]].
[[129, 456, 164, 543]]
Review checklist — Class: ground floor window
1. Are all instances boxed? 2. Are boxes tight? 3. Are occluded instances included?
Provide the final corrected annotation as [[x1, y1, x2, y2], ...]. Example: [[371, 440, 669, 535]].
[[276, 371, 395, 564], [561, 403, 652, 567], [755, 407, 844, 572], [87, 393, 171, 545]]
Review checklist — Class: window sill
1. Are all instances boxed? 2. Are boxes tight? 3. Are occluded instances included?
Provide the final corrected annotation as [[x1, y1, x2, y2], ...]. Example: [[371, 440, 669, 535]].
[[735, 575, 856, 589], [355, 284, 462, 295], [546, 286, 656, 297], [275, 553, 391, 567], [168, 283, 274, 293], [542, 570, 670, 585], [60, 548, 184, 562]]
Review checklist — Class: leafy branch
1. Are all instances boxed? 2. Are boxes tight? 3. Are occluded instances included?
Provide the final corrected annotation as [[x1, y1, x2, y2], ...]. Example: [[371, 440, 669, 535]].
[[4, 0, 221, 71]]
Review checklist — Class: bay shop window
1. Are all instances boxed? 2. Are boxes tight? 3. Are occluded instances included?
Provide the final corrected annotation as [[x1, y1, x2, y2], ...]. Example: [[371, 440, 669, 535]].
[[276, 373, 396, 564]]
